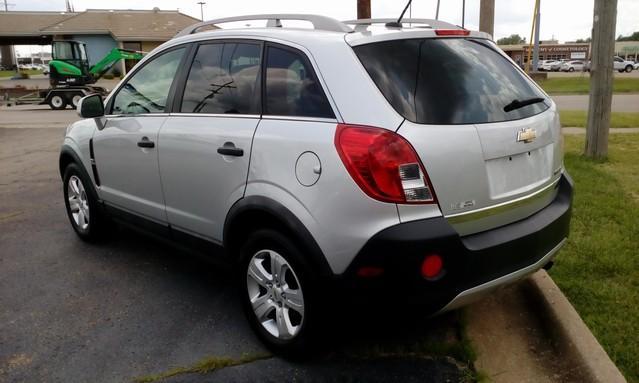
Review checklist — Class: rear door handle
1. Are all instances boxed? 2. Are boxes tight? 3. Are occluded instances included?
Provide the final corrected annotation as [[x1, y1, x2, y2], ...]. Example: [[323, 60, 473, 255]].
[[217, 142, 244, 157], [137, 136, 155, 148]]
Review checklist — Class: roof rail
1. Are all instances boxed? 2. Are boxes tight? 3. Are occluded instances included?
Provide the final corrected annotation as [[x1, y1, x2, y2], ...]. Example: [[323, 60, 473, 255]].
[[342, 18, 460, 30], [175, 14, 353, 37]]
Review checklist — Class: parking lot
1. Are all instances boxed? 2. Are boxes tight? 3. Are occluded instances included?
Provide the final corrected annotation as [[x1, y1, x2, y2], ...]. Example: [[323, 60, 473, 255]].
[[0, 113, 470, 381]]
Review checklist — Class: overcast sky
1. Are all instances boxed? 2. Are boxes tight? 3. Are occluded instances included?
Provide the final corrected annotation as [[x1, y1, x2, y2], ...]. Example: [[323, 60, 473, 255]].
[[10, 0, 639, 43]]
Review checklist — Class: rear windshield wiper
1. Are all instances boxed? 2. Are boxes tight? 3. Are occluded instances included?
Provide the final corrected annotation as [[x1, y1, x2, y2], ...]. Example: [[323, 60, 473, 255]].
[[504, 97, 545, 112]]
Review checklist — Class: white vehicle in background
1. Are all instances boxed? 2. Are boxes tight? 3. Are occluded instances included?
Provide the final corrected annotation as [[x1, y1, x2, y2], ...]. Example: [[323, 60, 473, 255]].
[[634, 62, 639, 70], [540, 60, 559, 71], [560, 60, 585, 72], [613, 56, 635, 73]]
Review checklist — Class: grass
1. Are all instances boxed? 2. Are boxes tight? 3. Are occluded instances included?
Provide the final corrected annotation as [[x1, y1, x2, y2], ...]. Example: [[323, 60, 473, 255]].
[[537, 77, 639, 94], [559, 110, 639, 128], [133, 352, 272, 383], [0, 70, 43, 78], [550, 133, 639, 382]]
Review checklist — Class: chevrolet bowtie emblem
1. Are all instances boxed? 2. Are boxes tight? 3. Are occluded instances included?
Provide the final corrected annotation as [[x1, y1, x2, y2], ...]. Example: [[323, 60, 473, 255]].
[[517, 127, 537, 143]]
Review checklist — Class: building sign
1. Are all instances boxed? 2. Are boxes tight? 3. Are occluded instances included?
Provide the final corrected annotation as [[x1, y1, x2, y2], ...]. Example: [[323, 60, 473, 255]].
[[571, 52, 587, 59], [523, 44, 590, 54]]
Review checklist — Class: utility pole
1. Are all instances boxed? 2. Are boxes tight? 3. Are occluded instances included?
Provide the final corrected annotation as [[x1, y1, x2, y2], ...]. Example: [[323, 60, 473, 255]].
[[462, 0, 466, 28], [197, 2, 206, 21], [585, 0, 618, 159], [435, 0, 441, 20], [532, 0, 541, 72], [479, 0, 494, 36], [357, 0, 371, 19]]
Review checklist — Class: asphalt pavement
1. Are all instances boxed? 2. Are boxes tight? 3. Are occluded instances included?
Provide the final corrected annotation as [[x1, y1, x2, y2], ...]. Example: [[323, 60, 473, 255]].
[[0, 125, 468, 382]]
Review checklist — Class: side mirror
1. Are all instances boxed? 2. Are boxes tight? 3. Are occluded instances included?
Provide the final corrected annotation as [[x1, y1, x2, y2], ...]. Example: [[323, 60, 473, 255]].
[[78, 94, 105, 118]]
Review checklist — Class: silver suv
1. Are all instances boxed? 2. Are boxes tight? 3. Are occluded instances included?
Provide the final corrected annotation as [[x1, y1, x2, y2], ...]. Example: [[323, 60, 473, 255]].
[[60, 15, 573, 353]]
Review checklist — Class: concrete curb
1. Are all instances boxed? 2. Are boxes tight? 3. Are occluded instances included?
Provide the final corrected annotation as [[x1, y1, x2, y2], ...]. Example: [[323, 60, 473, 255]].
[[525, 270, 627, 383], [562, 127, 639, 134]]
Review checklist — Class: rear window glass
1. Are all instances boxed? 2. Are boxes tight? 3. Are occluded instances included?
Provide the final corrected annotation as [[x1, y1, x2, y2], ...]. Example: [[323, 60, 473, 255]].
[[353, 38, 549, 125]]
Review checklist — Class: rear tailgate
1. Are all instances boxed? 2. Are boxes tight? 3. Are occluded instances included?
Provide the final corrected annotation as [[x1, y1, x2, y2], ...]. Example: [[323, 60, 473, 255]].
[[351, 34, 563, 235]]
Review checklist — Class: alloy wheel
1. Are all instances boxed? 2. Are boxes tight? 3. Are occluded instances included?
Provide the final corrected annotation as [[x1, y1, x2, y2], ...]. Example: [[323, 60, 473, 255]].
[[67, 175, 90, 231], [246, 249, 305, 340]]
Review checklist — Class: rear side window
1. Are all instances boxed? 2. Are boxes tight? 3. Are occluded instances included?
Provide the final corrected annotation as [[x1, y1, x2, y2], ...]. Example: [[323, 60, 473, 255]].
[[353, 38, 548, 125], [112, 47, 185, 114], [265, 46, 334, 118], [181, 42, 261, 114]]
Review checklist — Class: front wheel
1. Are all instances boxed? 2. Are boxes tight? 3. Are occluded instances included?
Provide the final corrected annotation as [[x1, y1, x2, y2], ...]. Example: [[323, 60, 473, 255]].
[[239, 229, 319, 356], [63, 163, 108, 241], [568, 67, 575, 72], [625, 65, 633, 73]]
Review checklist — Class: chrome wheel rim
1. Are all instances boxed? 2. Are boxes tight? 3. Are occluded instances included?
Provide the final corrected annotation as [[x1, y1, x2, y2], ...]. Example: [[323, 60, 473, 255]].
[[67, 175, 89, 231], [51, 95, 64, 108], [246, 249, 304, 340]]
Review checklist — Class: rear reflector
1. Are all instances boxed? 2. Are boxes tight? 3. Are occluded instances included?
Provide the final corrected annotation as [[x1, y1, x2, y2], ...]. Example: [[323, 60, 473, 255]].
[[421, 254, 444, 279], [435, 29, 470, 36], [334, 124, 436, 204], [357, 266, 385, 278]]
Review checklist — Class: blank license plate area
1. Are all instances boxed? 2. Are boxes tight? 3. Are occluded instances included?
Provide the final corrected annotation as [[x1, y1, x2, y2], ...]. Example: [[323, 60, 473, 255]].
[[485, 144, 553, 199]]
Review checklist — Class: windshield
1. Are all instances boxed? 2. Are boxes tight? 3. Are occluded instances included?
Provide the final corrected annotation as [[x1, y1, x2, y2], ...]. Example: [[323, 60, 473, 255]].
[[353, 38, 549, 125]]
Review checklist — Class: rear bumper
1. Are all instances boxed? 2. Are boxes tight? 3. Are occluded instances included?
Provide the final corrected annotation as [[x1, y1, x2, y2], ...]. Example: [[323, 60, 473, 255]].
[[342, 172, 573, 313]]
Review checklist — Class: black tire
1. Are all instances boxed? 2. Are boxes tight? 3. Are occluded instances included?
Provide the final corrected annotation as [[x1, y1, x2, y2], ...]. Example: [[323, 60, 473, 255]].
[[63, 162, 107, 241], [71, 93, 83, 109], [49, 94, 67, 110], [625, 65, 633, 73], [569, 67, 575, 72], [238, 228, 321, 357]]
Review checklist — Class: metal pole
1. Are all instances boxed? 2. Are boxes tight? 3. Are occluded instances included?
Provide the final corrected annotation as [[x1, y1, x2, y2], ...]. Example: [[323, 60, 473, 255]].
[[532, 0, 541, 72], [585, 0, 618, 159], [197, 2, 206, 21], [436, 0, 441, 20], [357, 0, 371, 19], [462, 0, 466, 28]]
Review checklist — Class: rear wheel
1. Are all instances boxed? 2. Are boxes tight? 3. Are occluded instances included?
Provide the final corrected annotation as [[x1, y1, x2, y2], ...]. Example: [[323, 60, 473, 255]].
[[49, 94, 67, 110], [71, 94, 83, 109], [239, 229, 319, 356], [625, 65, 633, 73]]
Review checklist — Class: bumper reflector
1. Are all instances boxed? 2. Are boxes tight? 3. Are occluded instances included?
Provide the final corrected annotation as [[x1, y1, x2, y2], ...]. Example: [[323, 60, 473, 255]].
[[421, 254, 443, 279]]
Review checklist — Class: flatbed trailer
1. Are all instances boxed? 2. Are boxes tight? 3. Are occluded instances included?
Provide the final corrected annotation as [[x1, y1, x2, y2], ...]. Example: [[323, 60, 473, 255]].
[[13, 85, 108, 110]]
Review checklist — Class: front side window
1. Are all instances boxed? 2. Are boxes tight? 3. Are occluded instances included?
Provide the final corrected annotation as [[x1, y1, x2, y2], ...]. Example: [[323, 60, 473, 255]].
[[181, 42, 261, 114], [265, 46, 334, 118], [54, 42, 74, 60], [354, 38, 549, 125], [112, 47, 185, 115]]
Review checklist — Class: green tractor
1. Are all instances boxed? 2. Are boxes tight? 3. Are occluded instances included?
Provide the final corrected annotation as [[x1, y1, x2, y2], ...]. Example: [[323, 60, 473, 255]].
[[41, 40, 144, 109]]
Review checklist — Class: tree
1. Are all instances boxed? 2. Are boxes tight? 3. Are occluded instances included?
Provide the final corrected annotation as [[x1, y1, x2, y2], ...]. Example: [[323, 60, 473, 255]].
[[617, 32, 639, 41], [575, 37, 592, 43], [496, 34, 526, 45]]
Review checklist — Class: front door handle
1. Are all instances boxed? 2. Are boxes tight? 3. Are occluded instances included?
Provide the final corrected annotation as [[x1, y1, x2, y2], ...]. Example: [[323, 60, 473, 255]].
[[217, 142, 244, 157], [137, 136, 155, 148]]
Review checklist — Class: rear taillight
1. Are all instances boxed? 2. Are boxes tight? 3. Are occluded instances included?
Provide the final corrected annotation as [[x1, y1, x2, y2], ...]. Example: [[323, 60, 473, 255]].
[[334, 124, 436, 204], [435, 29, 470, 36]]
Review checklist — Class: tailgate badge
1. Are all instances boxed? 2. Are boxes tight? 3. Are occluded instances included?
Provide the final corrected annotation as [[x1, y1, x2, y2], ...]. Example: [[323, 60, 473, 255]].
[[517, 128, 537, 143]]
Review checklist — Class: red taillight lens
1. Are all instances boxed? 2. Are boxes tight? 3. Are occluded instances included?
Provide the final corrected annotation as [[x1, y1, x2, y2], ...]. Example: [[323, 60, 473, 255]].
[[435, 29, 470, 36], [421, 254, 444, 279], [334, 124, 436, 204]]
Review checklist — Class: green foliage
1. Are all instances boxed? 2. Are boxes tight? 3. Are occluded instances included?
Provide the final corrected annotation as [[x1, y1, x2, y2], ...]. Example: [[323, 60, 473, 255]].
[[559, 111, 639, 128], [617, 32, 639, 41], [537, 77, 639, 94], [551, 134, 639, 382], [497, 34, 526, 45]]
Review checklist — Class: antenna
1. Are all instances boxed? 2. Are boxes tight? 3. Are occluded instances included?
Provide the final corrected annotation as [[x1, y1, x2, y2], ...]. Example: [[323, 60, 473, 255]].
[[385, 0, 412, 28]]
